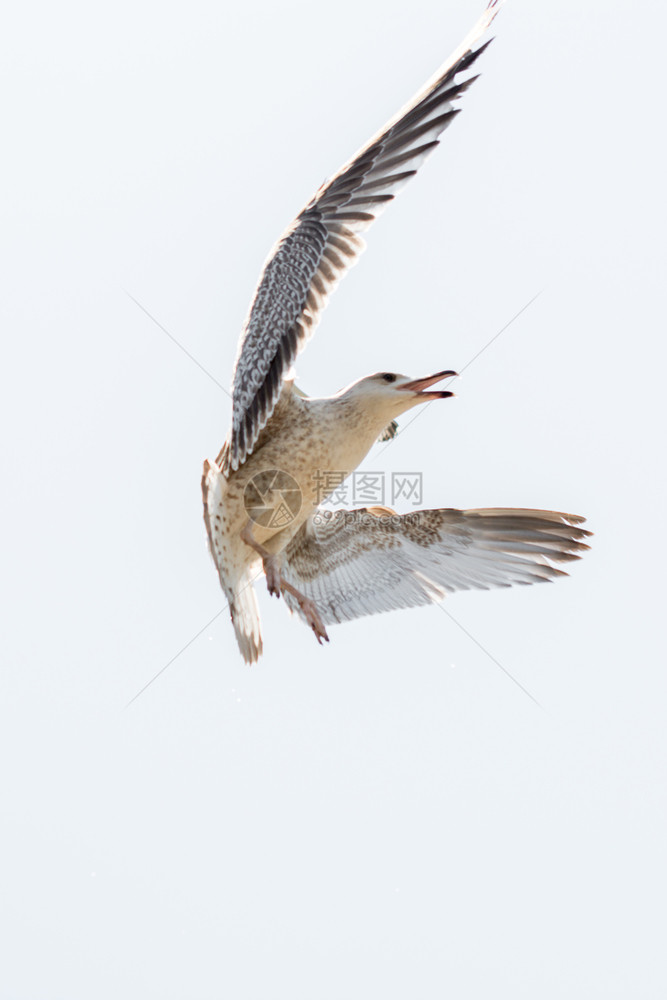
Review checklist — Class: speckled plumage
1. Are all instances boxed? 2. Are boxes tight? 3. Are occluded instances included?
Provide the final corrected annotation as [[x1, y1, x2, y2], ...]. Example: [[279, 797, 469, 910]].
[[202, 1, 590, 663], [203, 377, 414, 660], [281, 508, 591, 626], [224, 1, 504, 475]]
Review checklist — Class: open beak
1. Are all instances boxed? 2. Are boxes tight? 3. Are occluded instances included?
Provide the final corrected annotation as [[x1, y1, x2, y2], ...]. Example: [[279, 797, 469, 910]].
[[398, 369, 457, 400]]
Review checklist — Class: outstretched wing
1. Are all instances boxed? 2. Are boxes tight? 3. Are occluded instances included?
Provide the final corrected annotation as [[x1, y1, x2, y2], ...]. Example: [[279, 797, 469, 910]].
[[225, 1, 503, 474], [281, 506, 591, 626]]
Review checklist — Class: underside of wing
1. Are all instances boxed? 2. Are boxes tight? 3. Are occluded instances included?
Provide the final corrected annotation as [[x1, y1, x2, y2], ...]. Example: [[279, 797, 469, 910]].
[[281, 505, 591, 627], [224, 1, 503, 474]]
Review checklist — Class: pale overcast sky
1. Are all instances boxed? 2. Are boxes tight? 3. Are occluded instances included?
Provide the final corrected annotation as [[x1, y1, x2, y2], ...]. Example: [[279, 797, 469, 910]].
[[2, 0, 666, 997]]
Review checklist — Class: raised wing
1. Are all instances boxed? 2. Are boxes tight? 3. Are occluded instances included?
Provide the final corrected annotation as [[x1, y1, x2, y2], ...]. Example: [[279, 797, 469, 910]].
[[225, 1, 503, 474], [281, 506, 591, 626]]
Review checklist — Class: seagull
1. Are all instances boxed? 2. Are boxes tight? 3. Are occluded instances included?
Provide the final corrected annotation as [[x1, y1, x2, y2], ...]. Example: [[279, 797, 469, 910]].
[[202, 0, 590, 663]]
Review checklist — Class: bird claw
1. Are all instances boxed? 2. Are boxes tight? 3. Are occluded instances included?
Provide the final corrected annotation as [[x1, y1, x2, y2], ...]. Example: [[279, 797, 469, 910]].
[[265, 566, 330, 646], [263, 557, 282, 599], [299, 597, 329, 646]]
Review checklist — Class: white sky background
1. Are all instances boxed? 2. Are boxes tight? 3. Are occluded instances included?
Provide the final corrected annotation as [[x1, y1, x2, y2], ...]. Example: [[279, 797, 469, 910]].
[[2, 0, 666, 996]]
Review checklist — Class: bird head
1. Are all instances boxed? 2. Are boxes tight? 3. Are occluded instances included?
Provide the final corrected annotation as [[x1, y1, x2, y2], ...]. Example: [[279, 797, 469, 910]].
[[341, 369, 457, 422]]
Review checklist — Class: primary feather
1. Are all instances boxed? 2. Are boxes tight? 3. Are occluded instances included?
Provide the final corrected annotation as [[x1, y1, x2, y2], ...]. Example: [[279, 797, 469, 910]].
[[281, 507, 591, 626], [225, 1, 503, 474]]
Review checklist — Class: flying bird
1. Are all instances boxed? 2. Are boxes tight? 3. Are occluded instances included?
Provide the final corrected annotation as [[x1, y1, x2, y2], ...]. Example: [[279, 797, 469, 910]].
[[202, 0, 590, 663]]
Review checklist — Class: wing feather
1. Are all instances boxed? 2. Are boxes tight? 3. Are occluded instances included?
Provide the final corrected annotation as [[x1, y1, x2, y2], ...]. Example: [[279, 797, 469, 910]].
[[225, 2, 503, 473], [281, 507, 591, 626]]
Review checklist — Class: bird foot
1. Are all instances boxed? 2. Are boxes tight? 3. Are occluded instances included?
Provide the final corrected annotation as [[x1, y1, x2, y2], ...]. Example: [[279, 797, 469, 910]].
[[263, 556, 282, 598], [300, 597, 330, 646], [241, 521, 328, 644], [280, 581, 329, 645], [241, 520, 283, 598]]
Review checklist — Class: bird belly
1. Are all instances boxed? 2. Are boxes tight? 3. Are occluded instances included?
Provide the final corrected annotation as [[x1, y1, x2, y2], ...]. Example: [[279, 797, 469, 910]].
[[204, 404, 381, 566]]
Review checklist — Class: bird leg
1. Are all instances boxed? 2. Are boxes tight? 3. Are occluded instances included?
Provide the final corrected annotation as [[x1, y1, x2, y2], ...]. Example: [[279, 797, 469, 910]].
[[240, 520, 329, 645], [240, 520, 282, 597], [278, 581, 330, 646]]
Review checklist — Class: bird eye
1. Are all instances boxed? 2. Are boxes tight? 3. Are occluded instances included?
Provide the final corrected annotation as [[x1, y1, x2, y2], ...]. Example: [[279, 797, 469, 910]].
[[381, 373, 396, 383]]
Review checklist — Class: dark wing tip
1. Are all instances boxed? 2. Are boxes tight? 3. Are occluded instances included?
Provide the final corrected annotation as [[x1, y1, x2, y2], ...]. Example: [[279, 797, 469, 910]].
[[456, 36, 495, 75]]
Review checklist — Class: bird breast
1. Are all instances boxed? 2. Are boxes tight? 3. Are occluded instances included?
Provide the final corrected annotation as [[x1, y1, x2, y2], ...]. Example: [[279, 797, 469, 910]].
[[219, 392, 384, 550]]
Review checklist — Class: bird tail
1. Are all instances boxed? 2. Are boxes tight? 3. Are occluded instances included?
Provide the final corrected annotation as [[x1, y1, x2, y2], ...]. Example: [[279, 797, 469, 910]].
[[202, 459, 263, 664], [229, 571, 263, 664]]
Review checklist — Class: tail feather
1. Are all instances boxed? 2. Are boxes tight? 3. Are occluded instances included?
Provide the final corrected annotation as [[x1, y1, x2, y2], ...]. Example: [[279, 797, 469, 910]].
[[202, 458, 264, 664], [230, 574, 263, 664]]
